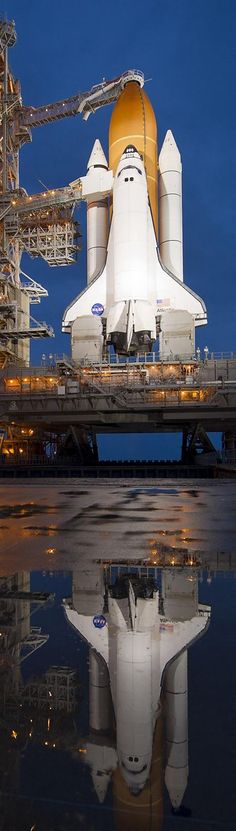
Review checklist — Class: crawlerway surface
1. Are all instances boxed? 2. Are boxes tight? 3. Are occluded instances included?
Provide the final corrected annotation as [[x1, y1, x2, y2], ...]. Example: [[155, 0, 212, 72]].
[[0, 478, 236, 831]]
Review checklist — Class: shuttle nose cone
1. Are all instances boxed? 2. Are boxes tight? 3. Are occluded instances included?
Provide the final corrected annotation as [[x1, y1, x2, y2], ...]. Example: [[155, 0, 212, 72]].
[[109, 81, 158, 234]]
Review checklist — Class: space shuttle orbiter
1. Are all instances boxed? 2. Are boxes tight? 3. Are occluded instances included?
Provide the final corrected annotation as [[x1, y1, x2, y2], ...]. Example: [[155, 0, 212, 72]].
[[62, 79, 207, 360]]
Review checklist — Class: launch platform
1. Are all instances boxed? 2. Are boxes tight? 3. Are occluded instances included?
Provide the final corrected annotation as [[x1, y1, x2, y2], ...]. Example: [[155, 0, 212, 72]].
[[0, 354, 235, 468]]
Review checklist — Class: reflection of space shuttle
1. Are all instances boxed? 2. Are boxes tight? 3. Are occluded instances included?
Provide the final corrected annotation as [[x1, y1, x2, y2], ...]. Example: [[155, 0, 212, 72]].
[[63, 80, 207, 360], [64, 566, 210, 803]]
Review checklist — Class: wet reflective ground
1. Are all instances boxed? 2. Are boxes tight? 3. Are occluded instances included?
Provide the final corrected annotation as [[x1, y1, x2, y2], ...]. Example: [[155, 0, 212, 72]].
[[0, 479, 236, 830]]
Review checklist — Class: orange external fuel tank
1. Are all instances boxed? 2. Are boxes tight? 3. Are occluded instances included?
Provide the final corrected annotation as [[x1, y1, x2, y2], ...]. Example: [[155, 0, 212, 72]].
[[109, 81, 158, 236]]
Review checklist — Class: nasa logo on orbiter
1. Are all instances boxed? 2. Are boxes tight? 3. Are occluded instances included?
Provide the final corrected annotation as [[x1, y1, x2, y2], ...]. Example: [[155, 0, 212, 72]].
[[91, 303, 104, 316], [93, 614, 107, 628]]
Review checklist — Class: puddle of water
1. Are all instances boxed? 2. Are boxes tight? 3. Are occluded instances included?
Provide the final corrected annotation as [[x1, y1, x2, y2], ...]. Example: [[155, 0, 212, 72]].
[[0, 480, 236, 828], [0, 558, 235, 830]]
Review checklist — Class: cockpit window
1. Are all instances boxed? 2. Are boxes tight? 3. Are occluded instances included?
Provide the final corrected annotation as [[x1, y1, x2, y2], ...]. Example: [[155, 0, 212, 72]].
[[118, 165, 142, 177], [121, 761, 147, 773]]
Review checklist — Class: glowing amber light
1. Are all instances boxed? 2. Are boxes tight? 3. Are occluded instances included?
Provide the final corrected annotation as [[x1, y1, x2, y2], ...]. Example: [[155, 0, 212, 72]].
[[11, 730, 17, 739]]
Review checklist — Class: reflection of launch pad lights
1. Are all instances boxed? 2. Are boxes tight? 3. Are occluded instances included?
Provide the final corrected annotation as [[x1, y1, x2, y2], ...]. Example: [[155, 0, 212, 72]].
[[147, 551, 199, 568]]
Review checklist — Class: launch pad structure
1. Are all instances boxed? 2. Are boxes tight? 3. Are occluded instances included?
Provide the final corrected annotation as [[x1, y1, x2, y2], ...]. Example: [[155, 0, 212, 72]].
[[0, 17, 142, 369], [0, 353, 235, 469], [0, 18, 235, 469]]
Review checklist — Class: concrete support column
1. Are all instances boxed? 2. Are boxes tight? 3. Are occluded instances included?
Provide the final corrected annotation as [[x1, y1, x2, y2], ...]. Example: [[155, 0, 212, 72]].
[[222, 431, 236, 464]]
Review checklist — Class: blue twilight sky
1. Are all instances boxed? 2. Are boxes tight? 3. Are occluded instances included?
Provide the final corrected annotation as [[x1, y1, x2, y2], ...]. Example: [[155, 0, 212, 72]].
[[4, 0, 236, 458]]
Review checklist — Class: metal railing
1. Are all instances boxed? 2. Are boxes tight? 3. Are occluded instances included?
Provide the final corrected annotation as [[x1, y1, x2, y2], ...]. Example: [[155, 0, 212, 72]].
[[222, 452, 236, 466], [1, 351, 233, 372], [54, 351, 236, 367]]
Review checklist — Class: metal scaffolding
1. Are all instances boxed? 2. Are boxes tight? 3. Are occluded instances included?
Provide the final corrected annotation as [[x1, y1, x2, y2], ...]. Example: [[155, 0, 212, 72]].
[[0, 19, 52, 364], [0, 15, 141, 366], [19, 220, 81, 266], [21, 666, 80, 713]]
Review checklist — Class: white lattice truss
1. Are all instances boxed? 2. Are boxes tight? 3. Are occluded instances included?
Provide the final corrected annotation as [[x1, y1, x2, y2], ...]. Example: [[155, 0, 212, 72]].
[[20, 222, 80, 266]]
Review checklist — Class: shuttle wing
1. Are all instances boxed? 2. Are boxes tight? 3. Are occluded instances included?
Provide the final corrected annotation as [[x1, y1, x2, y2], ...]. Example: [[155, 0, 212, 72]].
[[62, 268, 107, 331], [160, 606, 210, 677], [63, 605, 109, 664], [147, 206, 207, 323]]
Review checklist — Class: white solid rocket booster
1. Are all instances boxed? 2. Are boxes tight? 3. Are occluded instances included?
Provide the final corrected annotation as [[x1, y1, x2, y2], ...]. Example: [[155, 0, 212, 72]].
[[165, 650, 188, 809], [86, 140, 109, 284], [89, 648, 112, 733], [159, 130, 183, 281]]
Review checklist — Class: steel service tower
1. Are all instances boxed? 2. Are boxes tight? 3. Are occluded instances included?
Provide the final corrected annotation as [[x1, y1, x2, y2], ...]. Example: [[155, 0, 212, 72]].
[[63, 77, 207, 360]]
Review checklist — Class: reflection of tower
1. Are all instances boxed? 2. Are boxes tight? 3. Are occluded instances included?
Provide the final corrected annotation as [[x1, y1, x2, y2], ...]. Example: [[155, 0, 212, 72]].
[[0, 571, 31, 646], [0, 571, 31, 703], [0, 571, 53, 830], [0, 571, 53, 716]]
